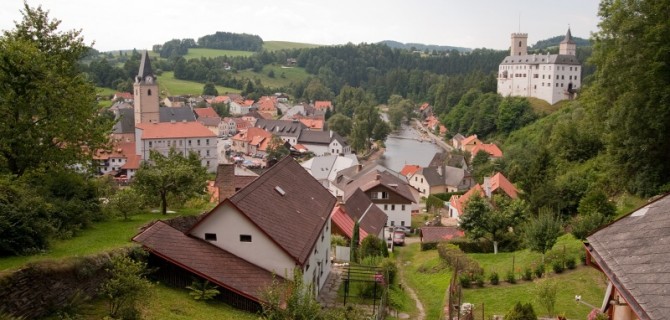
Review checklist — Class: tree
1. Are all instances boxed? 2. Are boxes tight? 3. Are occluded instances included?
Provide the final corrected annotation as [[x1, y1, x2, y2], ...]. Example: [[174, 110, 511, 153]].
[[586, 0, 670, 195], [133, 149, 207, 215], [202, 82, 218, 96], [0, 4, 112, 175], [504, 302, 537, 320], [350, 221, 360, 263], [523, 208, 562, 263], [303, 78, 333, 102], [266, 135, 289, 161], [496, 97, 535, 135], [100, 254, 152, 319], [577, 190, 616, 217], [535, 280, 558, 317], [460, 194, 520, 254], [107, 187, 144, 221], [327, 114, 353, 137], [360, 235, 387, 260], [570, 212, 610, 241]]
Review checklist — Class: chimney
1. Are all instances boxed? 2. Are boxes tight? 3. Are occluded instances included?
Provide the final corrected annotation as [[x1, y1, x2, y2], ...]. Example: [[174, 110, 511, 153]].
[[483, 177, 491, 198], [215, 164, 236, 202], [357, 164, 362, 173], [330, 130, 333, 138], [336, 195, 344, 204], [375, 173, 381, 181]]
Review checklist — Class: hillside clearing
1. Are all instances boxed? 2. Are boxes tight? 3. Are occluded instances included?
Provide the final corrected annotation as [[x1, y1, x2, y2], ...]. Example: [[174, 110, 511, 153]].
[[237, 65, 310, 88], [158, 71, 240, 96], [184, 48, 254, 59], [263, 40, 322, 51]]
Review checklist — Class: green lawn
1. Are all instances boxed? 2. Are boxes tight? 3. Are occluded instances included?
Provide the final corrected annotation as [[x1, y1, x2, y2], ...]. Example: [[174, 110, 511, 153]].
[[95, 86, 117, 97], [237, 65, 310, 88], [67, 283, 258, 319], [263, 41, 322, 51], [158, 71, 241, 96], [396, 243, 452, 320], [0, 208, 207, 272], [184, 48, 254, 59]]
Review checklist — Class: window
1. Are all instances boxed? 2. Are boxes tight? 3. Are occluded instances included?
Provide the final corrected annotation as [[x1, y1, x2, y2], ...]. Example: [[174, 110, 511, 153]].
[[384, 204, 388, 210], [206, 150, 210, 156], [391, 205, 395, 211], [401, 221, 405, 226], [240, 235, 252, 242], [205, 233, 217, 241], [401, 205, 405, 211], [188, 140, 192, 146], [147, 89, 152, 96], [206, 160, 210, 166], [381, 192, 388, 199], [421, 178, 423, 183], [148, 141, 152, 148], [197, 140, 201, 146], [390, 221, 395, 226]]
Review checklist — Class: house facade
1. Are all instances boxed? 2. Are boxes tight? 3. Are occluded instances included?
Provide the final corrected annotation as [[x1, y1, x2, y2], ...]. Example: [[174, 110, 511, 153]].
[[298, 130, 351, 156], [497, 29, 581, 105], [448, 172, 518, 219], [255, 119, 305, 145], [135, 122, 218, 172]]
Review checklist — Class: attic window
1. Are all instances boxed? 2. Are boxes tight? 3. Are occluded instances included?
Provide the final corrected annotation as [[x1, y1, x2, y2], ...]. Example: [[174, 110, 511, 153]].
[[240, 234, 252, 242], [205, 233, 217, 241], [275, 186, 286, 196]]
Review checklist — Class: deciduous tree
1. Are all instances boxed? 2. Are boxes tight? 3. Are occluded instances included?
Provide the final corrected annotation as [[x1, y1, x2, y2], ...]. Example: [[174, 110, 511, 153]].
[[523, 208, 562, 263]]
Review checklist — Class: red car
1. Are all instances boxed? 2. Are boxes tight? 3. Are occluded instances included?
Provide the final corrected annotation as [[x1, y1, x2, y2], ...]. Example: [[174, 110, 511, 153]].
[[393, 231, 405, 246]]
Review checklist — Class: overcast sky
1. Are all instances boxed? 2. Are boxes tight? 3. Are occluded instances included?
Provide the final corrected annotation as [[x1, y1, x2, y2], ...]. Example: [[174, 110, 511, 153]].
[[0, 0, 601, 52]]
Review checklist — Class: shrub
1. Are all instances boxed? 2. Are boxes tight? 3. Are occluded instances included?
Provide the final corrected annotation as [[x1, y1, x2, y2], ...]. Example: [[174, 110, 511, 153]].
[[504, 302, 537, 320], [459, 274, 472, 288], [437, 243, 483, 275], [506, 270, 516, 284], [379, 258, 398, 285], [580, 251, 588, 265], [360, 235, 387, 259], [535, 280, 558, 317], [99, 254, 152, 318], [534, 264, 545, 278], [552, 260, 564, 274], [186, 279, 219, 301], [522, 267, 533, 281], [566, 256, 577, 270], [489, 272, 499, 285], [474, 274, 485, 287], [420, 242, 438, 251]]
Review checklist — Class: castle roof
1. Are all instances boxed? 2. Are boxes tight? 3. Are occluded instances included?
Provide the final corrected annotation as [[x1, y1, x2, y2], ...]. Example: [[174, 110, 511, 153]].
[[137, 51, 154, 79], [500, 54, 580, 65], [561, 28, 575, 44]]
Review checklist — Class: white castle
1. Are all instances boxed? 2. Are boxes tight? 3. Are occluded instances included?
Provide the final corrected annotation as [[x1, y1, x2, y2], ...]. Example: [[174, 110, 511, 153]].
[[497, 29, 581, 105]]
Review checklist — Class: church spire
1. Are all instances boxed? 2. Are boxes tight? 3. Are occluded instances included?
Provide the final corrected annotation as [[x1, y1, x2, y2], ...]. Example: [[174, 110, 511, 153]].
[[561, 28, 575, 44], [137, 50, 154, 80]]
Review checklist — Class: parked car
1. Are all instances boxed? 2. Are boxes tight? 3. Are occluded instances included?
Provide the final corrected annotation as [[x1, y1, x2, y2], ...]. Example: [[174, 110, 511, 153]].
[[393, 231, 405, 246], [395, 226, 412, 236]]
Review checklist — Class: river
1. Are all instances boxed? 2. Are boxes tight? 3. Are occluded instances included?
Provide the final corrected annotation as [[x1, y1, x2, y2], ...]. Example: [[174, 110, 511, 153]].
[[377, 124, 443, 172]]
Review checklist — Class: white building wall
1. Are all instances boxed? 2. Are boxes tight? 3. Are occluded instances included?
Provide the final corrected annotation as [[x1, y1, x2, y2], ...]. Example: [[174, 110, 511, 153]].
[[190, 203, 298, 279], [301, 220, 331, 295], [303, 144, 329, 156], [409, 174, 431, 198], [497, 61, 581, 105], [377, 203, 411, 228], [135, 128, 218, 172]]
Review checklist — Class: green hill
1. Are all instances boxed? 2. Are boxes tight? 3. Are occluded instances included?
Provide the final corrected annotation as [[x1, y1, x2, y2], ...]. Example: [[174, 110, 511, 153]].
[[184, 48, 254, 59], [237, 65, 310, 88], [263, 41, 322, 51], [158, 71, 240, 96]]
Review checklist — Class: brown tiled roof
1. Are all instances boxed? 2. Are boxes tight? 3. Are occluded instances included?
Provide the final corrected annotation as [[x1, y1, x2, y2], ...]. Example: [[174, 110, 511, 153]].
[[194, 107, 219, 119], [586, 194, 670, 320], [342, 188, 387, 238], [201, 156, 335, 265], [420, 226, 464, 243], [343, 170, 414, 203], [133, 221, 283, 303]]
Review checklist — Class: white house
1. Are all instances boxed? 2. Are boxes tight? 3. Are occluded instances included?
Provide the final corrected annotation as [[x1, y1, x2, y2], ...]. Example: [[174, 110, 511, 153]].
[[497, 28, 582, 105], [298, 130, 351, 156], [301, 154, 359, 191], [135, 122, 218, 172]]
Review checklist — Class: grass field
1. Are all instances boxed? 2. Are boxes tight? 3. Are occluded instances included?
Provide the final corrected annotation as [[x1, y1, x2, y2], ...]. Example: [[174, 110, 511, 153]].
[[158, 71, 241, 96], [528, 97, 569, 115], [184, 48, 254, 59], [95, 87, 117, 97], [60, 283, 258, 319], [396, 243, 452, 320], [0, 208, 207, 272], [263, 41, 322, 51], [237, 64, 310, 88]]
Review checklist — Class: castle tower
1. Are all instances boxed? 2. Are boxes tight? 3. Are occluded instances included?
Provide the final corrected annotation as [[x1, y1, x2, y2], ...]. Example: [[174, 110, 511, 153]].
[[134, 51, 160, 124], [510, 33, 528, 56], [559, 28, 576, 56]]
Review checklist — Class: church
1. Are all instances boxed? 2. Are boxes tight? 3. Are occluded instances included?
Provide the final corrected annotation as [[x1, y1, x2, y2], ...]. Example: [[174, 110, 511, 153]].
[[497, 29, 581, 105]]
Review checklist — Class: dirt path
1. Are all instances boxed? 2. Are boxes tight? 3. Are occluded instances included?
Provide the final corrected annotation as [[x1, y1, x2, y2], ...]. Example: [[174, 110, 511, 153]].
[[397, 258, 426, 320]]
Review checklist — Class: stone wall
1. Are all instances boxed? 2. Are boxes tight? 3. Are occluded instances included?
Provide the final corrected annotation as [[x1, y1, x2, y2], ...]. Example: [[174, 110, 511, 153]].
[[0, 249, 131, 319]]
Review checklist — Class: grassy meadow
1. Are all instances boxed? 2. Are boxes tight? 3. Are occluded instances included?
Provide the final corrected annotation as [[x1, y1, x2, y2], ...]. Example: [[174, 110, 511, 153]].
[[237, 64, 310, 88], [184, 48, 254, 59], [263, 41, 322, 51], [158, 71, 240, 96]]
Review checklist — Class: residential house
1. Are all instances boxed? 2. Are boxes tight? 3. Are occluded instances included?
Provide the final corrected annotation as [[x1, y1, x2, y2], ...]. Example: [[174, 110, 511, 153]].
[[274, 92, 289, 103], [299, 118, 325, 131], [331, 163, 407, 198], [448, 172, 518, 219], [231, 127, 272, 156], [406, 166, 447, 198], [471, 143, 503, 160], [113, 92, 133, 103], [230, 99, 255, 115], [208, 163, 259, 202], [208, 95, 231, 105], [255, 119, 306, 145], [419, 102, 432, 118], [135, 122, 218, 172], [194, 107, 221, 136], [163, 96, 187, 108], [451, 133, 465, 150], [585, 193, 670, 320], [314, 101, 333, 112], [256, 96, 278, 117], [446, 154, 468, 171], [219, 117, 238, 136], [93, 142, 136, 176], [233, 117, 253, 133], [341, 169, 415, 228], [443, 165, 473, 192], [460, 134, 482, 152], [331, 188, 388, 242], [297, 130, 350, 156], [133, 157, 335, 310], [301, 154, 359, 191]]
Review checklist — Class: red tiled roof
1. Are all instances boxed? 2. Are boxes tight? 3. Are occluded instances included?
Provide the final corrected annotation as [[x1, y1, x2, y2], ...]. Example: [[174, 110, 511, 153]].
[[314, 100, 332, 110], [292, 144, 308, 152], [400, 164, 421, 177], [489, 172, 518, 199], [461, 134, 480, 146], [194, 107, 220, 119], [136, 122, 216, 139], [299, 118, 324, 130], [192, 156, 336, 265], [449, 184, 484, 216], [439, 125, 447, 134], [331, 205, 369, 241], [342, 188, 387, 238], [243, 99, 255, 107], [419, 103, 430, 111], [121, 155, 141, 170], [210, 95, 231, 104], [133, 221, 283, 303], [420, 226, 464, 243], [257, 97, 277, 112], [471, 143, 503, 158]]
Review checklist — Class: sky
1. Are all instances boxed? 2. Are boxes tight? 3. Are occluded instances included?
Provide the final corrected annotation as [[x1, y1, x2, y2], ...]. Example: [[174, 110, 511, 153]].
[[0, 1, 601, 52]]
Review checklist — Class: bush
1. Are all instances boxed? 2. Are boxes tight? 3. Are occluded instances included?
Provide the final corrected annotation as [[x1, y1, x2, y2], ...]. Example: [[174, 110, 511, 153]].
[[534, 264, 545, 279], [580, 251, 588, 265], [186, 279, 219, 301], [459, 274, 472, 288], [379, 258, 398, 285], [504, 302, 537, 320], [420, 242, 439, 251], [437, 243, 483, 275], [535, 280, 558, 317], [99, 254, 152, 318], [360, 235, 388, 259], [522, 267, 533, 281], [506, 270, 516, 284], [489, 272, 499, 285], [565, 256, 577, 270], [474, 274, 485, 287], [552, 260, 564, 274]]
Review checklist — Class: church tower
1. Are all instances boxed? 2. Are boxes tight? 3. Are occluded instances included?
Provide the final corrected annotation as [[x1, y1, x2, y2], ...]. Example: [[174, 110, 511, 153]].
[[559, 28, 576, 56], [510, 33, 528, 56], [134, 51, 160, 124]]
